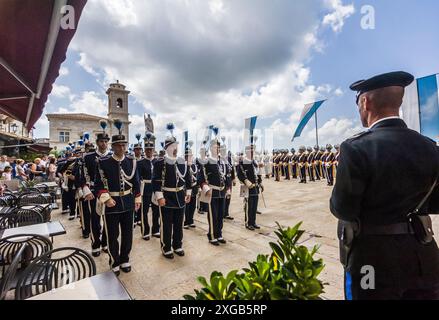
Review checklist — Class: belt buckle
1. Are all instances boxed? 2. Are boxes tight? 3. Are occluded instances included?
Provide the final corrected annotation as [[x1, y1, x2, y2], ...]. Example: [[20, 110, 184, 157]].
[[119, 191, 124, 196]]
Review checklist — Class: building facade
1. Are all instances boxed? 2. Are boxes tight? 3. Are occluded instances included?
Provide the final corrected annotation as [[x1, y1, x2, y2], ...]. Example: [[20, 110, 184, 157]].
[[47, 81, 131, 151]]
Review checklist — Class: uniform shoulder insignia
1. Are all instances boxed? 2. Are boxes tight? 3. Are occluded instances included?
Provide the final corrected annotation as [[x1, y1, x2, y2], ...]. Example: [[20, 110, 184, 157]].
[[345, 130, 372, 142]]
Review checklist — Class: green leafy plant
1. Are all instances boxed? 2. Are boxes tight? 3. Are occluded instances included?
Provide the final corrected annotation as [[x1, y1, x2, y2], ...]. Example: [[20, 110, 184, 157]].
[[184, 222, 325, 300]]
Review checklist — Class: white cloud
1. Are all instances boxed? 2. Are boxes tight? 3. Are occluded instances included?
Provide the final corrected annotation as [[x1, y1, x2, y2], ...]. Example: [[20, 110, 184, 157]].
[[51, 84, 75, 101], [59, 0, 360, 149], [322, 0, 355, 33], [59, 66, 69, 76], [55, 91, 107, 116], [77, 52, 99, 77]]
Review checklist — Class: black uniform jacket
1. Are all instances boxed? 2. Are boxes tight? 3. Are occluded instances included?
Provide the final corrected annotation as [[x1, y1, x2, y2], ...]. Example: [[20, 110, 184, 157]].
[[237, 158, 262, 196], [137, 157, 155, 195], [152, 156, 192, 209], [95, 154, 141, 214], [330, 118, 439, 287]]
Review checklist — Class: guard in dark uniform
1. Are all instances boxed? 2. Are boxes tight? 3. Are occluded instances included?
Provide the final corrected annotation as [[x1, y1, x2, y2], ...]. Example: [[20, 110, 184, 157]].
[[306, 147, 315, 182], [95, 120, 141, 275], [153, 124, 192, 259], [184, 141, 198, 229], [223, 149, 235, 221], [290, 148, 297, 179], [59, 152, 78, 220], [320, 146, 327, 179], [198, 130, 230, 246], [274, 150, 281, 182], [297, 146, 307, 183], [331, 71, 439, 300], [196, 142, 209, 215], [237, 145, 263, 230], [324, 144, 335, 186], [137, 132, 160, 240], [80, 122, 111, 257], [56, 148, 70, 214], [133, 134, 144, 226], [313, 145, 322, 180]]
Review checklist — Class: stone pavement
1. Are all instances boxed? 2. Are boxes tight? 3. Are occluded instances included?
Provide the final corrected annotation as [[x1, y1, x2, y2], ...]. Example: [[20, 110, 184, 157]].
[[53, 177, 346, 300]]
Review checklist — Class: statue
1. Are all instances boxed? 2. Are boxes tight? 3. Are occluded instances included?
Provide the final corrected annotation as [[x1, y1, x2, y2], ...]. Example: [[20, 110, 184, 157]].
[[144, 113, 154, 133]]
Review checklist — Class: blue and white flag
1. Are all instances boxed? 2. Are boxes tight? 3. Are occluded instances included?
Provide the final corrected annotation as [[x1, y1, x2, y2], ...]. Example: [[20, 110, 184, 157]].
[[244, 116, 258, 145], [402, 73, 439, 143], [292, 100, 326, 142]]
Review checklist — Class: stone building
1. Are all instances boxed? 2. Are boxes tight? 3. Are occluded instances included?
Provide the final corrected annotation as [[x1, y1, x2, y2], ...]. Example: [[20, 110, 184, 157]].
[[46, 81, 131, 151]]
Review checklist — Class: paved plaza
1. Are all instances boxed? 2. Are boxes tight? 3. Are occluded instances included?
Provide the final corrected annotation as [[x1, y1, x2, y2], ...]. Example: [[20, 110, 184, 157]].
[[53, 177, 439, 300]]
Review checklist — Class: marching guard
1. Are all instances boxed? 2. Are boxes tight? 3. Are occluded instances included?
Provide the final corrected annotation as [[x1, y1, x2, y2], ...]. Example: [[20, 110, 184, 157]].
[[79, 121, 111, 257], [198, 129, 230, 246], [324, 144, 335, 186], [237, 144, 263, 231], [220, 141, 234, 221], [152, 124, 192, 259], [306, 147, 316, 182], [137, 132, 161, 240], [184, 141, 198, 229], [196, 142, 209, 215], [297, 146, 307, 183], [95, 120, 141, 275]]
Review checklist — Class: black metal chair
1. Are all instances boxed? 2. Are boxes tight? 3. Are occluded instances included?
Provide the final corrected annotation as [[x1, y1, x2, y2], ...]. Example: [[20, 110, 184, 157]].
[[35, 184, 49, 194], [17, 192, 50, 207], [0, 194, 18, 207], [19, 205, 51, 223], [1, 209, 44, 229], [15, 247, 97, 300], [0, 244, 29, 300], [0, 234, 53, 278]]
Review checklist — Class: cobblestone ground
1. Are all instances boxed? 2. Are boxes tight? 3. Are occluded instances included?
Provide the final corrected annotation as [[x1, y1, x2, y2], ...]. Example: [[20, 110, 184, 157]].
[[52, 177, 439, 300]]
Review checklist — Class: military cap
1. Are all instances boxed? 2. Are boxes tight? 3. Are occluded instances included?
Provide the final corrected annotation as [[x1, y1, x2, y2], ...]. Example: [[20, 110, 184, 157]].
[[350, 71, 414, 104]]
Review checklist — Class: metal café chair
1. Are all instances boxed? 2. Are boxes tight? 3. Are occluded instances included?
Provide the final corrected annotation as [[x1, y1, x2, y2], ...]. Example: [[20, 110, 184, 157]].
[[15, 247, 97, 300], [0, 244, 29, 300], [3, 209, 45, 229], [0, 234, 53, 278]]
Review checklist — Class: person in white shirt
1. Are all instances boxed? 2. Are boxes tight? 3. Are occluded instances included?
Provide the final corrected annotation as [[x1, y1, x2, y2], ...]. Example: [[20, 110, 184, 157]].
[[0, 155, 10, 174]]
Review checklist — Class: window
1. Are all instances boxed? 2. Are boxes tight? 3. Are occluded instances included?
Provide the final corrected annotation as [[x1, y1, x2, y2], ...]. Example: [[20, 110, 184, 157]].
[[116, 98, 123, 109], [59, 131, 70, 143]]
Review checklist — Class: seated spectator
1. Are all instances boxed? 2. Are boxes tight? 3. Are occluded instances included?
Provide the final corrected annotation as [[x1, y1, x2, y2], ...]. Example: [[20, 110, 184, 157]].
[[15, 159, 28, 181], [2, 166, 12, 181], [0, 155, 10, 174], [29, 158, 45, 181]]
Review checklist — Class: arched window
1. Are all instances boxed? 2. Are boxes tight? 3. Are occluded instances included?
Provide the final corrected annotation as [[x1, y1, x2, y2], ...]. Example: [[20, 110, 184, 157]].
[[116, 98, 123, 109]]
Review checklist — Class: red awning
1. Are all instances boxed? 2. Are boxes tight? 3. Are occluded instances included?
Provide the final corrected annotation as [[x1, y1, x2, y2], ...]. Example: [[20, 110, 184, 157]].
[[0, 0, 87, 130]]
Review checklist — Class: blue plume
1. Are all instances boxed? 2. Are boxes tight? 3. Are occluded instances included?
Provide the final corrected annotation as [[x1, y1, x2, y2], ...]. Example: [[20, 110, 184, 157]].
[[66, 146, 71, 151], [99, 120, 107, 131], [212, 127, 219, 136], [78, 140, 84, 146], [166, 123, 175, 134], [83, 132, 90, 141], [160, 142, 164, 148], [113, 119, 123, 134], [135, 133, 141, 142], [145, 132, 153, 140]]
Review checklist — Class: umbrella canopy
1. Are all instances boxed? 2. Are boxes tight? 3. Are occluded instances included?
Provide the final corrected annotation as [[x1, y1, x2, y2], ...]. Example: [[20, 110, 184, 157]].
[[0, 0, 87, 130]]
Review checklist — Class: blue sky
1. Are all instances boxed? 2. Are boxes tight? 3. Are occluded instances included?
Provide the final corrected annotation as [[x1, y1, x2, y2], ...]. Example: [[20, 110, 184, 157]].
[[34, 0, 439, 150]]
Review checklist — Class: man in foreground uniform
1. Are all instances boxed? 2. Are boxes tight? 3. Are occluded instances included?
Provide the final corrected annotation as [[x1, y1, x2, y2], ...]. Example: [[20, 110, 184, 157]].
[[95, 120, 141, 275], [330, 71, 439, 300]]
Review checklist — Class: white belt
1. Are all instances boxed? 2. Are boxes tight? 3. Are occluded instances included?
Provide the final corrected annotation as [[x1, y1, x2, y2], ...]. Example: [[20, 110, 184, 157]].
[[209, 184, 225, 191], [162, 186, 185, 192], [142, 180, 152, 184], [109, 189, 132, 197]]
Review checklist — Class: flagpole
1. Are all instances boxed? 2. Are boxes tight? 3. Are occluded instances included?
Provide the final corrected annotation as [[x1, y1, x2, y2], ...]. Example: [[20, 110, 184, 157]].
[[315, 111, 319, 147]]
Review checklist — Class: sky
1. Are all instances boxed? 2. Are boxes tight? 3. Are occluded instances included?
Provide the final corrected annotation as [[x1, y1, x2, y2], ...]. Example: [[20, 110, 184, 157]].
[[33, 0, 439, 152]]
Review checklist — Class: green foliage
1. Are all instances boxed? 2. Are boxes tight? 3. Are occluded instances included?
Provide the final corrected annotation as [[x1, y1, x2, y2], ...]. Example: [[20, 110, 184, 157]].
[[184, 222, 325, 300]]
